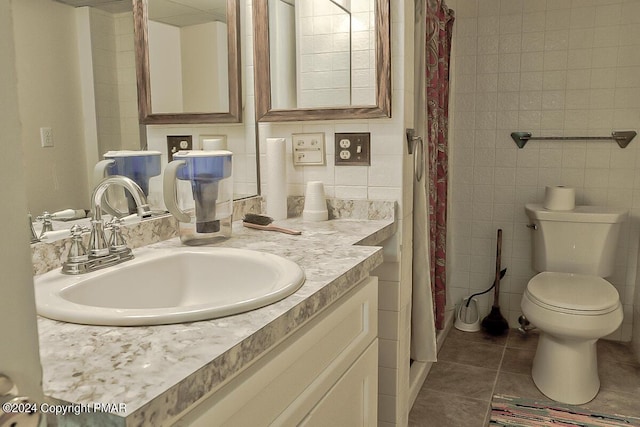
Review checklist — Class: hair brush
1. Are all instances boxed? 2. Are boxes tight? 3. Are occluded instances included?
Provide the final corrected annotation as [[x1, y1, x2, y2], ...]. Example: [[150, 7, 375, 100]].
[[242, 213, 301, 235]]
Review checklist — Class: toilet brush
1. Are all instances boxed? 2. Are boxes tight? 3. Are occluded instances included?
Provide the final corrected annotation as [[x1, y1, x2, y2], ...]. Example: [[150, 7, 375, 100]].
[[481, 229, 509, 336]]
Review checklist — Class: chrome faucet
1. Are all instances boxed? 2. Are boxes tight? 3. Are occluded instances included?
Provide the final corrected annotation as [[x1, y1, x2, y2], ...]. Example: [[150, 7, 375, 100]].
[[91, 175, 152, 221], [62, 176, 151, 275]]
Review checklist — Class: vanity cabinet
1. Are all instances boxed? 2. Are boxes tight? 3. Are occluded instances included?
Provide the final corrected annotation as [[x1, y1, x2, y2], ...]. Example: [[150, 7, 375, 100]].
[[171, 276, 378, 426]]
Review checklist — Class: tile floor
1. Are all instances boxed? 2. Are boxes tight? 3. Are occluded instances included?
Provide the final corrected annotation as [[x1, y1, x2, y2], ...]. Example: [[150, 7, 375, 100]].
[[409, 328, 640, 426]]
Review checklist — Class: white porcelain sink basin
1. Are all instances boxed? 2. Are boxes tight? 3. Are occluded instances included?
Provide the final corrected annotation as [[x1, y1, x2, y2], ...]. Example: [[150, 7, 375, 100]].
[[35, 247, 305, 326]]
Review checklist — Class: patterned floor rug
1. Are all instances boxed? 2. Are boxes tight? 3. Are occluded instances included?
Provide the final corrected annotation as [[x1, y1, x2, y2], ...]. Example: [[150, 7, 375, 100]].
[[490, 394, 640, 427]]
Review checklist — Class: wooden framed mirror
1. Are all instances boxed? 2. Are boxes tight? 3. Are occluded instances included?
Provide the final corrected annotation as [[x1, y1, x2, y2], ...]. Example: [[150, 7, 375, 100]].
[[253, 0, 391, 122], [133, 0, 242, 124]]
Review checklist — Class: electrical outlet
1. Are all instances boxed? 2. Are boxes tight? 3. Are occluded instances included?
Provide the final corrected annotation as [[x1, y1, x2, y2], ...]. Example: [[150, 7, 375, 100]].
[[334, 133, 370, 166], [167, 135, 193, 161], [40, 127, 53, 148]]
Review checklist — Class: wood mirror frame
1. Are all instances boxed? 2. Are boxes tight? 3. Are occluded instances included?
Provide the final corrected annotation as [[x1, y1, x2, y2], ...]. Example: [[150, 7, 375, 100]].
[[133, 0, 242, 124], [253, 0, 391, 122]]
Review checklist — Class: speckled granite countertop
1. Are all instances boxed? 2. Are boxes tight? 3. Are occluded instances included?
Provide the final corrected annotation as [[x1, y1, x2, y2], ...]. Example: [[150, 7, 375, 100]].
[[37, 215, 395, 426]]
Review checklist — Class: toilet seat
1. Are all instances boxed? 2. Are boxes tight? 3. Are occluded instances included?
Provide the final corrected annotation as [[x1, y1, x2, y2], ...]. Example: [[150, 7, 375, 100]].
[[526, 272, 620, 315]]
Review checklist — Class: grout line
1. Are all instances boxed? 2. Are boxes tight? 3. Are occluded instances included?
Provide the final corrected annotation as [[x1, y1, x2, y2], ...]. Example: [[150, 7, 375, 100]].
[[427, 358, 501, 375], [484, 330, 509, 426]]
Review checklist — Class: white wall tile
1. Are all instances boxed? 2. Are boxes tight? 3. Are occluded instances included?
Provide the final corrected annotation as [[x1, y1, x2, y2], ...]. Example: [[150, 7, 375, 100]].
[[522, 11, 546, 33], [449, 0, 640, 340]]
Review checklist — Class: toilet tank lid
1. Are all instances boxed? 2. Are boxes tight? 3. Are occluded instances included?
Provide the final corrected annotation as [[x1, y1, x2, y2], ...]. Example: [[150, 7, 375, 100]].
[[528, 272, 619, 312], [525, 204, 627, 223]]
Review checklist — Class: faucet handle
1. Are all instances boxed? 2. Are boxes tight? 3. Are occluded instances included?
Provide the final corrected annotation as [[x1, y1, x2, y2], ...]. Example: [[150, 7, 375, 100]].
[[35, 211, 54, 237], [39, 229, 73, 243], [105, 218, 127, 252], [67, 225, 90, 263], [88, 218, 110, 257]]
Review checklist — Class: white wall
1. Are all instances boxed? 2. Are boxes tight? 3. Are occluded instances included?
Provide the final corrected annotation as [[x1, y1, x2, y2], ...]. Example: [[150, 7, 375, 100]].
[[448, 0, 640, 340], [270, 0, 297, 108], [148, 20, 229, 114], [146, 0, 257, 200], [1, 0, 45, 404], [296, 0, 375, 107], [149, 20, 184, 113], [114, 12, 142, 150], [349, 0, 376, 105], [88, 9, 141, 153], [13, 0, 89, 214], [89, 8, 122, 155], [297, 0, 351, 106], [182, 21, 229, 113], [13, 1, 142, 214]]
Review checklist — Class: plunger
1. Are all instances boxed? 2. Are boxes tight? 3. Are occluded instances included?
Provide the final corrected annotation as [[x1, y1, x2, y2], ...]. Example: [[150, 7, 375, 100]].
[[481, 229, 509, 336]]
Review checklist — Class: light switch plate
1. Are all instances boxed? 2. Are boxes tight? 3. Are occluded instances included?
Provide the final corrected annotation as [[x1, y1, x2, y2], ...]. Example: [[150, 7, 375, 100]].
[[40, 127, 53, 148], [334, 133, 370, 166], [292, 133, 325, 166]]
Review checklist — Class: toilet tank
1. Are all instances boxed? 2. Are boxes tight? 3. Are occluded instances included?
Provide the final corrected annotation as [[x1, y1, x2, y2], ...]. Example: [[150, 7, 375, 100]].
[[525, 204, 627, 277]]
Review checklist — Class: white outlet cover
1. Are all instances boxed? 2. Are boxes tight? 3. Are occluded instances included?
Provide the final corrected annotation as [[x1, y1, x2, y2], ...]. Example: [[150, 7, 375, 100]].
[[40, 127, 54, 148], [292, 133, 325, 166]]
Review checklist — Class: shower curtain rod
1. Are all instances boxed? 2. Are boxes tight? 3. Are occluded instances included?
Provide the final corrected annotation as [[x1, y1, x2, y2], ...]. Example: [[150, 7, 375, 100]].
[[510, 130, 637, 149]]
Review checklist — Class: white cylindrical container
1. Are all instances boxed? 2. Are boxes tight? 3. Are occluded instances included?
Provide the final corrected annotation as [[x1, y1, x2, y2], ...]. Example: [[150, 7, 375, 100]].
[[265, 138, 288, 220], [303, 181, 328, 221], [543, 185, 575, 211]]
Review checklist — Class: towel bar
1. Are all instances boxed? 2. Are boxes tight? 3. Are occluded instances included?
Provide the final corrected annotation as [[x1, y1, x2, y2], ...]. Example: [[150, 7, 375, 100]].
[[510, 131, 637, 149]]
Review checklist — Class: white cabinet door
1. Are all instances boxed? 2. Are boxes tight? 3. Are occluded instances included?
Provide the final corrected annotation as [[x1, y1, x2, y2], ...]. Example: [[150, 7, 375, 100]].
[[172, 276, 378, 427], [300, 341, 378, 427]]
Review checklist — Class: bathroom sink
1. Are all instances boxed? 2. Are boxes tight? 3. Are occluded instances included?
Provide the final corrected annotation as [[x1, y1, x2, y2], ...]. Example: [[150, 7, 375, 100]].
[[34, 247, 305, 326]]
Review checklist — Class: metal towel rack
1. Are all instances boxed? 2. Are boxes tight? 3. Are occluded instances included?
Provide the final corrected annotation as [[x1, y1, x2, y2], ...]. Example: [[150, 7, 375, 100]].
[[510, 130, 637, 149], [406, 128, 424, 182]]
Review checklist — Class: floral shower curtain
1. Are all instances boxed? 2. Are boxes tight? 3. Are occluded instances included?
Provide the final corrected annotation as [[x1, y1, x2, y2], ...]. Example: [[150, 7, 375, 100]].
[[426, 0, 454, 330]]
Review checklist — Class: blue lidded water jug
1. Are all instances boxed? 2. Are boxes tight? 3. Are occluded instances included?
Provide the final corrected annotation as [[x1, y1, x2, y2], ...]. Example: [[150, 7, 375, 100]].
[[94, 150, 162, 216], [163, 150, 233, 245]]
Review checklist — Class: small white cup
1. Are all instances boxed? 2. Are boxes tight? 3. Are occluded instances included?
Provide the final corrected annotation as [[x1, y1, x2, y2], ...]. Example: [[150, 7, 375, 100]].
[[303, 181, 328, 221]]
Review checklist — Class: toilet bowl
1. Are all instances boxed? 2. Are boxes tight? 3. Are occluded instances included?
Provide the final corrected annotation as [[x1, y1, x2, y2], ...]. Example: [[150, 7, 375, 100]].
[[522, 272, 623, 404], [521, 202, 627, 404]]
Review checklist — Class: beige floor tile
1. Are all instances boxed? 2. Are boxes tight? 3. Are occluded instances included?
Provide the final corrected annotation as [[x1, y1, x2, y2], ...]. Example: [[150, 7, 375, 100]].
[[599, 360, 640, 394], [420, 361, 498, 401], [409, 389, 489, 427], [493, 371, 547, 401], [500, 347, 534, 375], [447, 328, 509, 346], [598, 339, 640, 366], [505, 329, 539, 351], [582, 388, 640, 418], [410, 328, 640, 425], [438, 337, 504, 370]]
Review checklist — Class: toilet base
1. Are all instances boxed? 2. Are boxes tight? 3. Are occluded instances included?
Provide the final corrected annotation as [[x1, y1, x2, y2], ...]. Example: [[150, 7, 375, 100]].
[[531, 332, 599, 405]]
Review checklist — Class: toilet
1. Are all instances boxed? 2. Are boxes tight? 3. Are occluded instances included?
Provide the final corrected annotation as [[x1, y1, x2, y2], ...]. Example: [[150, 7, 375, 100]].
[[521, 203, 626, 405]]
